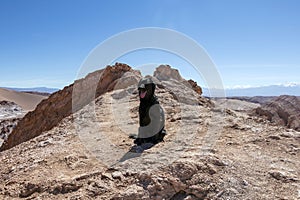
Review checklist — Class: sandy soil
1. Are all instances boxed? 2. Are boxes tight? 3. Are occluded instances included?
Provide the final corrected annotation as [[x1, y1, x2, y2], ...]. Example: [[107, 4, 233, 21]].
[[0, 88, 47, 111]]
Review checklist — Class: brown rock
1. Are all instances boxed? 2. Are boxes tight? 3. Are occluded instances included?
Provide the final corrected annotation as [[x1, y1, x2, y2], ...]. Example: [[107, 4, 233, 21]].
[[188, 79, 202, 95], [19, 182, 42, 198], [255, 95, 300, 131], [0, 63, 133, 151], [268, 170, 298, 182]]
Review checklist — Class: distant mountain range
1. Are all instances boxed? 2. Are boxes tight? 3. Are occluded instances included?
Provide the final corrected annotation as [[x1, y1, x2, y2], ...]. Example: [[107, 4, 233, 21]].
[[203, 84, 300, 97], [2, 87, 59, 94], [2, 83, 300, 97]]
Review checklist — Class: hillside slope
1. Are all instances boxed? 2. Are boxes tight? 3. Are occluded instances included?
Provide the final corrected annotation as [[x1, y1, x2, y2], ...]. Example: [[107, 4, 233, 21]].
[[0, 63, 136, 151], [255, 95, 300, 131], [0, 88, 46, 111], [0, 64, 299, 199]]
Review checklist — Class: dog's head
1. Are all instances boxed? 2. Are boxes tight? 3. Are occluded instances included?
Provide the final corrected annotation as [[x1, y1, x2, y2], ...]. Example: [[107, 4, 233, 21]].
[[138, 77, 156, 102]]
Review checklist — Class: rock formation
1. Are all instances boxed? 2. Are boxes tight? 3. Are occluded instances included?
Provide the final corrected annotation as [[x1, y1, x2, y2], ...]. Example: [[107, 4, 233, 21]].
[[255, 95, 300, 131], [0, 64, 299, 199], [0, 63, 135, 151], [153, 64, 205, 105], [0, 118, 20, 141], [0, 101, 25, 144], [0, 100, 25, 119], [188, 79, 203, 95], [153, 64, 184, 82]]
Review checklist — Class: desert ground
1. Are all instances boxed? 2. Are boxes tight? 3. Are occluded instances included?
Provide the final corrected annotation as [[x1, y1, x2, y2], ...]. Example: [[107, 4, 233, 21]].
[[0, 64, 299, 199]]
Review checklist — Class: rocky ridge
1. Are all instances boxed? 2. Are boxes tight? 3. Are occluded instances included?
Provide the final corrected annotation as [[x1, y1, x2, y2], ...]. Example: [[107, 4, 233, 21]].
[[0, 64, 299, 199], [0, 63, 135, 151], [255, 95, 300, 131]]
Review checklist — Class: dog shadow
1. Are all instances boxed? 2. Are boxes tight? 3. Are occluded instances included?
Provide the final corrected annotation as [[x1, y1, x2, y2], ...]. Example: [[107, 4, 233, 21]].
[[118, 143, 155, 162], [119, 151, 142, 162]]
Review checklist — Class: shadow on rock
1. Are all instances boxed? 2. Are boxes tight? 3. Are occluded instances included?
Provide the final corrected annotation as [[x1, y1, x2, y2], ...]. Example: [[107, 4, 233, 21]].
[[119, 143, 154, 162]]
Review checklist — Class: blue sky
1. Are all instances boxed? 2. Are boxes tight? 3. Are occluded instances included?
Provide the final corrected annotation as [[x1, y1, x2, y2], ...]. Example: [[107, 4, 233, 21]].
[[0, 0, 299, 89]]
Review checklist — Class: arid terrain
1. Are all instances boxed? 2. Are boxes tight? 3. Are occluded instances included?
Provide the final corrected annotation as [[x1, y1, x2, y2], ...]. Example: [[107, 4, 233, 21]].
[[0, 89, 46, 147], [0, 88, 47, 111], [0, 64, 299, 199]]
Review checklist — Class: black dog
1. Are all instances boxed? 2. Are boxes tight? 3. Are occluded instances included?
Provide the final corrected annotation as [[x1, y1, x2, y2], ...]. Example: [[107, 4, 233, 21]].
[[134, 77, 166, 146]]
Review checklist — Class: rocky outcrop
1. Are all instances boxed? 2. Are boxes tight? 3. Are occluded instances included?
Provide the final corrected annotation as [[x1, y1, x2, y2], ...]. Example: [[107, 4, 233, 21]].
[[0, 100, 18, 107], [153, 65, 205, 105], [188, 79, 202, 95], [112, 159, 222, 199], [153, 64, 184, 82], [0, 118, 20, 141], [0, 100, 25, 119], [0, 63, 136, 151], [0, 101, 24, 143], [255, 95, 300, 131]]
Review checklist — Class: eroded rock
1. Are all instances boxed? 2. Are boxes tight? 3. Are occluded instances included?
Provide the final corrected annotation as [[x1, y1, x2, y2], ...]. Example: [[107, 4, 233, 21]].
[[255, 95, 300, 131]]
